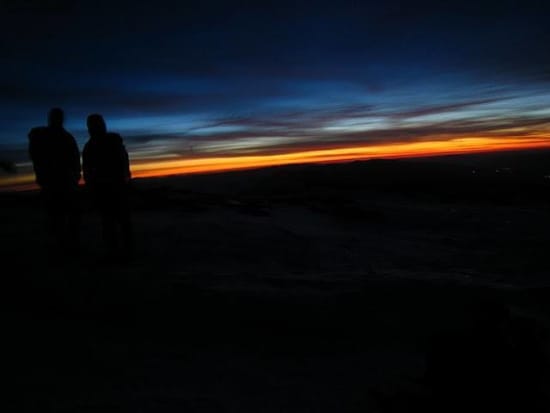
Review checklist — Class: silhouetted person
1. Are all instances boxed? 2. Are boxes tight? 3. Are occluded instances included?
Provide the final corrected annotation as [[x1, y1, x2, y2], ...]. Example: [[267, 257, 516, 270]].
[[28, 107, 81, 256], [83, 114, 134, 260]]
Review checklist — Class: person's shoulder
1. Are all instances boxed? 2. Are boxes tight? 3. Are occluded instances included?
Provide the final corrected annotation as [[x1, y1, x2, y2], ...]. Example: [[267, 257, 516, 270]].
[[83, 139, 95, 151], [107, 132, 126, 148], [28, 126, 48, 139], [61, 128, 76, 139], [29, 126, 47, 134], [107, 132, 123, 142]]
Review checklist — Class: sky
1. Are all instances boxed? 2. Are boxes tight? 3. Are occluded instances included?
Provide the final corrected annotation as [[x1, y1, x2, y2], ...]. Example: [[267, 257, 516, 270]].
[[1, 0, 550, 189]]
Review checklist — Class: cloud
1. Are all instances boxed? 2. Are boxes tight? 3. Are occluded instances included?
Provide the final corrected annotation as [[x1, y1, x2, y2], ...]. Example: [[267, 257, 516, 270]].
[[118, 95, 550, 161], [386, 98, 503, 120], [2, 0, 550, 172]]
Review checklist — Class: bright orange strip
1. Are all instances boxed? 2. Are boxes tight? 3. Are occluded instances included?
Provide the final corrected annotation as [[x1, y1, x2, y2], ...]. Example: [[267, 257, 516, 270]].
[[2, 135, 550, 191], [131, 136, 550, 179]]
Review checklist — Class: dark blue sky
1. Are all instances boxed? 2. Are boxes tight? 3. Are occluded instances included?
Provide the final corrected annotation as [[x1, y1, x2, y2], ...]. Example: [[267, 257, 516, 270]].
[[1, 0, 550, 178]]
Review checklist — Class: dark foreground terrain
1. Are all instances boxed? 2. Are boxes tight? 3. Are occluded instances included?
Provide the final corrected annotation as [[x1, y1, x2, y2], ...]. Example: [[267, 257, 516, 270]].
[[2, 151, 550, 412]]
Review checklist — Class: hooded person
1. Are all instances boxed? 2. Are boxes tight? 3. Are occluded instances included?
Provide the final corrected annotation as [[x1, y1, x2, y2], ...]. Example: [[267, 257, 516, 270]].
[[82, 113, 134, 259]]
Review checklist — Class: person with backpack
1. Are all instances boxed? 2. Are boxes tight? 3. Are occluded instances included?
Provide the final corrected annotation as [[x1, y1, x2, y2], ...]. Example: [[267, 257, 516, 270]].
[[28, 107, 81, 257], [82, 113, 134, 260]]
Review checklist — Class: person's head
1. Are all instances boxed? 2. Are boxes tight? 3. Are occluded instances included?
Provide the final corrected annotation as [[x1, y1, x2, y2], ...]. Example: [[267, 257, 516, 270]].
[[48, 107, 64, 128], [87, 113, 107, 137]]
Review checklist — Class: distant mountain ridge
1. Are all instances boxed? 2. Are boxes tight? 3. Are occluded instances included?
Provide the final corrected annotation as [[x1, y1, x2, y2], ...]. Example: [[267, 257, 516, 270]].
[[134, 148, 550, 204]]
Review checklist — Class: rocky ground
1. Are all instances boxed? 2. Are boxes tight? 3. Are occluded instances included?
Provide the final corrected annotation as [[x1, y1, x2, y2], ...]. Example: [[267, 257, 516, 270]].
[[3, 156, 550, 411]]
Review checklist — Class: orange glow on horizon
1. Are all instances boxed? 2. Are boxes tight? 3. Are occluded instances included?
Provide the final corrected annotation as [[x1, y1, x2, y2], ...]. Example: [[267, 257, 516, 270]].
[[130, 135, 550, 179], [2, 135, 550, 192]]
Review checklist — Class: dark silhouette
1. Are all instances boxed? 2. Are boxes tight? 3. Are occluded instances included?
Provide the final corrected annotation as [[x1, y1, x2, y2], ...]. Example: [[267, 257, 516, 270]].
[[28, 107, 81, 256], [82, 113, 134, 259]]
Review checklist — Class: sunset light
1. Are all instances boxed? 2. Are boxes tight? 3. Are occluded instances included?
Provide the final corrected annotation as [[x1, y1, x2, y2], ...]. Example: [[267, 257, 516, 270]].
[[2, 1, 550, 192], [2, 134, 550, 192], [4, 2, 550, 410], [130, 135, 550, 178]]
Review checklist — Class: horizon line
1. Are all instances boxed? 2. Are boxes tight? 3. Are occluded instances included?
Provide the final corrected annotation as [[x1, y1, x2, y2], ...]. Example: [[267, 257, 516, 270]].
[[2, 135, 550, 192]]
